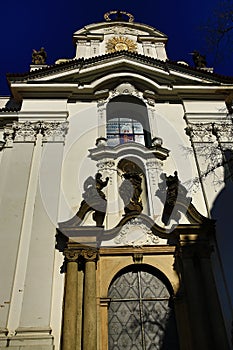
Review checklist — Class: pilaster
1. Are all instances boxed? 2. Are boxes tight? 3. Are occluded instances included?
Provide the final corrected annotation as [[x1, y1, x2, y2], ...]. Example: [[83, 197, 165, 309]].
[[62, 249, 80, 350], [177, 242, 219, 349], [82, 248, 99, 350], [97, 159, 120, 227]]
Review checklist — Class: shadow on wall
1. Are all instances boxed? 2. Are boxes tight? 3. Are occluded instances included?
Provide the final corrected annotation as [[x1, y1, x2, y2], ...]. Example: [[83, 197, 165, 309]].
[[211, 149, 233, 308], [107, 264, 180, 350]]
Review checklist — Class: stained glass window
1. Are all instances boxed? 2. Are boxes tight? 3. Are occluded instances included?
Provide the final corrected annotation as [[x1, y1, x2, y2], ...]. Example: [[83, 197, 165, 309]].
[[107, 118, 145, 146]]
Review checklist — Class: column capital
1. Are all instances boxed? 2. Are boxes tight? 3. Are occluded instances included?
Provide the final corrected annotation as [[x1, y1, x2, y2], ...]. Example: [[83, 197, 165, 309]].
[[82, 248, 99, 262], [63, 249, 80, 262]]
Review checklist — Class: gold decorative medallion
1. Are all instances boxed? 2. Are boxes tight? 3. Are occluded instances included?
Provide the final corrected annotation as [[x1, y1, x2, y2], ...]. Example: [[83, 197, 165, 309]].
[[106, 36, 137, 53]]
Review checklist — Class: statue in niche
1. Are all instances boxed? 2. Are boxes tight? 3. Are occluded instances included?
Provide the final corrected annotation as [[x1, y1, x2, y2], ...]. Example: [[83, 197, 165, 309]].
[[119, 172, 143, 215], [76, 173, 109, 226], [32, 47, 47, 65], [156, 171, 191, 225], [191, 50, 207, 68]]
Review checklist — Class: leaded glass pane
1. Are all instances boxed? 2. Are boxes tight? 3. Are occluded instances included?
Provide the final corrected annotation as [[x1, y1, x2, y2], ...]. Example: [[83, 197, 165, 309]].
[[106, 117, 145, 146], [108, 268, 179, 350], [107, 135, 120, 146], [107, 121, 119, 133], [135, 135, 145, 145], [108, 301, 142, 350], [120, 134, 134, 143], [119, 122, 133, 134], [140, 272, 170, 299], [133, 121, 144, 133]]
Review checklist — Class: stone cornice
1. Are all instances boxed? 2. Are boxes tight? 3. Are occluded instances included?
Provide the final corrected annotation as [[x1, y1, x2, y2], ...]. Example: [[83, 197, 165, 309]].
[[7, 51, 233, 85], [89, 142, 170, 162]]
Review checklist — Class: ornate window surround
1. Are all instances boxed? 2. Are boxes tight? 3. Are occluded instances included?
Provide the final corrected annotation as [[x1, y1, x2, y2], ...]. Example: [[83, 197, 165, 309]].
[[97, 83, 157, 147]]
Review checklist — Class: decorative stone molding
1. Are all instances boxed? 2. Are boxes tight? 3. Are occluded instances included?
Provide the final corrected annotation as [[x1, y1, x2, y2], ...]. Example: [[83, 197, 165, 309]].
[[97, 160, 115, 171], [40, 121, 69, 143], [82, 248, 99, 262], [146, 160, 162, 186], [3, 121, 69, 145], [104, 26, 138, 36], [212, 122, 233, 143], [186, 123, 214, 143], [3, 125, 16, 147], [13, 121, 39, 142], [110, 83, 141, 99], [95, 137, 107, 147], [114, 218, 159, 247], [63, 249, 80, 262], [133, 253, 143, 264], [97, 99, 107, 108]]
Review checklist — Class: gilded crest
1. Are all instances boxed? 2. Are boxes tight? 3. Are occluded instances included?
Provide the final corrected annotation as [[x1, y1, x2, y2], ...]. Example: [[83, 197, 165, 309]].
[[106, 36, 137, 53]]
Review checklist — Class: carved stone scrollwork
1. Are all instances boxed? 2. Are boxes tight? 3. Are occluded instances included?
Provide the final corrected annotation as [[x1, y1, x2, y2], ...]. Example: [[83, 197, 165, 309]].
[[82, 248, 99, 262], [212, 122, 233, 143], [110, 83, 141, 99], [146, 160, 162, 186], [40, 121, 69, 142], [3, 121, 69, 145], [4, 121, 38, 144], [3, 126, 16, 147], [146, 98, 155, 106], [133, 253, 143, 264], [114, 218, 159, 247], [186, 123, 214, 143], [13, 121, 39, 142], [97, 160, 115, 171], [63, 249, 80, 262]]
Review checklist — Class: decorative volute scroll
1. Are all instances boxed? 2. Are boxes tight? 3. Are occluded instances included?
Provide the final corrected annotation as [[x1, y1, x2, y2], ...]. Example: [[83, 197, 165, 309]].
[[109, 83, 141, 99], [63, 249, 80, 262], [3, 121, 69, 145], [186, 121, 233, 144], [82, 248, 99, 262], [185, 123, 215, 143], [114, 217, 159, 247]]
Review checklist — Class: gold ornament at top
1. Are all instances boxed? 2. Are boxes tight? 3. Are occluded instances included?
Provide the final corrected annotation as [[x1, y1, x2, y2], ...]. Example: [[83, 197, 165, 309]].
[[104, 10, 134, 23], [106, 36, 137, 53]]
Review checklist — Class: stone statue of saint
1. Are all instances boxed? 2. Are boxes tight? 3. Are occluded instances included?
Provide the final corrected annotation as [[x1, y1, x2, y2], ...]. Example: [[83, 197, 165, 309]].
[[191, 50, 207, 68], [32, 47, 47, 65], [119, 172, 143, 215]]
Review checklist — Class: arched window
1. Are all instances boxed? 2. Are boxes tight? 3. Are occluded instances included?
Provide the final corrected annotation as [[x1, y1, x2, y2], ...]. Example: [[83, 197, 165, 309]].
[[107, 117, 145, 146], [106, 96, 151, 147], [108, 265, 179, 350]]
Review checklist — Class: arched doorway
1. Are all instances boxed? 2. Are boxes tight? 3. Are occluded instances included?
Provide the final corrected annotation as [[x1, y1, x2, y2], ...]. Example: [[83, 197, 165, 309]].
[[108, 265, 179, 349]]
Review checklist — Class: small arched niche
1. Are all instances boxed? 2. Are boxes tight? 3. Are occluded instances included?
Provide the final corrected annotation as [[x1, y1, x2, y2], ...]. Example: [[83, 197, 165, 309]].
[[117, 158, 149, 216], [106, 95, 152, 148]]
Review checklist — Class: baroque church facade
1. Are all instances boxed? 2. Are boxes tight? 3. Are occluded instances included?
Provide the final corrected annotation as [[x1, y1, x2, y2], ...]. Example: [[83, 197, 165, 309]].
[[0, 10, 233, 350]]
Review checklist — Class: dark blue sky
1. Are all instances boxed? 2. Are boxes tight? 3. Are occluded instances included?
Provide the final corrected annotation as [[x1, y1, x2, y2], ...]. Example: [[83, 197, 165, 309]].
[[0, 0, 231, 96]]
